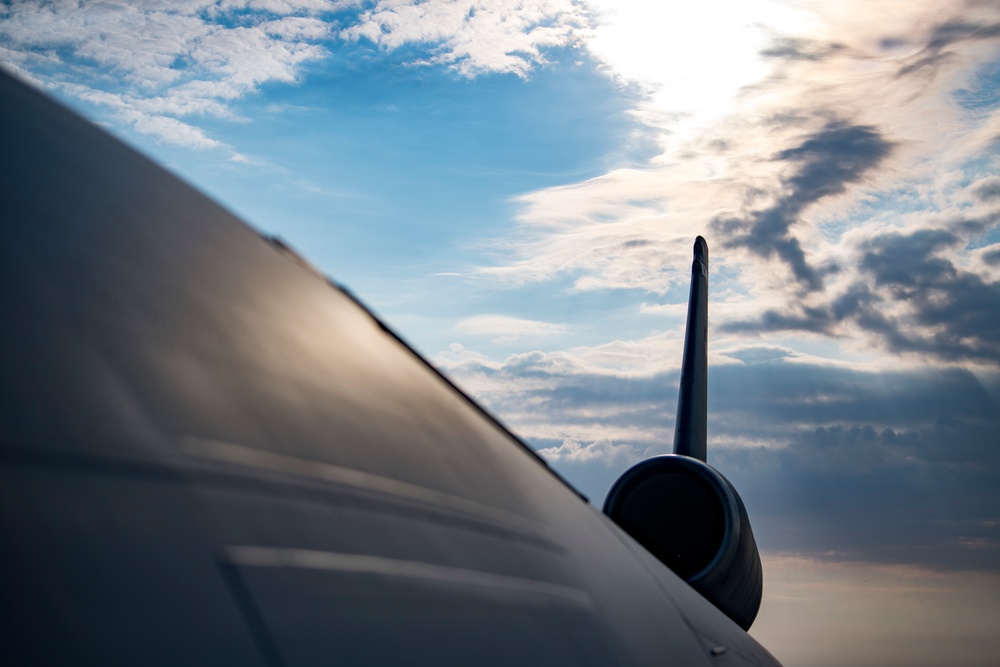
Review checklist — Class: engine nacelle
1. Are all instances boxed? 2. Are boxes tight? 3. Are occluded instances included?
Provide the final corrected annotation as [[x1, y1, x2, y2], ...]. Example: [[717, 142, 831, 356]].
[[603, 455, 762, 630]]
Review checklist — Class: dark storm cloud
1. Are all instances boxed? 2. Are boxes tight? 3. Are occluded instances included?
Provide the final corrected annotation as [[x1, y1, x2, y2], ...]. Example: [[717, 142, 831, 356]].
[[776, 124, 893, 200], [720, 415, 1000, 570], [859, 228, 960, 290], [713, 122, 893, 292], [710, 363, 1000, 571], [858, 228, 1000, 361], [710, 364, 996, 445], [722, 224, 1000, 363]]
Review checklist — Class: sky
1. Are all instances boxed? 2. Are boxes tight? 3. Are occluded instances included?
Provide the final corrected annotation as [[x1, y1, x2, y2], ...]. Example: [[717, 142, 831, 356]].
[[3, 1, 1000, 664]]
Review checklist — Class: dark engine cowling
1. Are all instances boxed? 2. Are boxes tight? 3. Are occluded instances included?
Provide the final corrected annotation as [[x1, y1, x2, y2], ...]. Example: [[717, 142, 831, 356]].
[[603, 455, 762, 630]]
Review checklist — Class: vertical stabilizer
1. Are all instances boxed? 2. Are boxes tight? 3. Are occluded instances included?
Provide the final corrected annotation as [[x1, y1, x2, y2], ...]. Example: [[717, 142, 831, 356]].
[[673, 236, 709, 461]]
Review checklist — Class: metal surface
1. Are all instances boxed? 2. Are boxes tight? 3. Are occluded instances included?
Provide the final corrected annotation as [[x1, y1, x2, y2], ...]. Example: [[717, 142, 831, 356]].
[[0, 71, 781, 666], [603, 454, 763, 630]]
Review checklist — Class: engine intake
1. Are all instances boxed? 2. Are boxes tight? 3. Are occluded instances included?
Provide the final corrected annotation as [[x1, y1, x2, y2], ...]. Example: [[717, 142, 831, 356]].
[[603, 455, 762, 630]]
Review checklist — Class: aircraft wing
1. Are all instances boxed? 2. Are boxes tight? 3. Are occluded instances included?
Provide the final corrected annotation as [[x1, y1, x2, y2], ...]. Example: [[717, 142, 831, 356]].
[[0, 70, 782, 667]]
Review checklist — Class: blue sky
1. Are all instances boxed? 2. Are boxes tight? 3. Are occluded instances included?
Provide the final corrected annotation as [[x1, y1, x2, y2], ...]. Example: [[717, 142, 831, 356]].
[[4, 1, 1000, 664]]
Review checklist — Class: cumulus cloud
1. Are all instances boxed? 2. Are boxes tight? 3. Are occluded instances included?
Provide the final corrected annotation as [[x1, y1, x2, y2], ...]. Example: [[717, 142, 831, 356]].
[[339, 0, 589, 78], [537, 438, 638, 466]]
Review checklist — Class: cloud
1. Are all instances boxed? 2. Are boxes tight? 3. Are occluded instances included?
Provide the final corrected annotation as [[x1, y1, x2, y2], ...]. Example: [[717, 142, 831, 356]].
[[436, 338, 1000, 572], [219, 0, 340, 14], [0, 0, 334, 152], [858, 227, 1000, 361], [723, 222, 1000, 364], [456, 314, 568, 344], [0, 0, 595, 152], [261, 17, 331, 40], [983, 245, 1000, 265], [536, 438, 638, 466], [124, 108, 226, 150], [972, 175, 1000, 201], [718, 345, 797, 365], [339, 0, 590, 78], [759, 36, 846, 62], [714, 121, 895, 292], [895, 18, 1000, 78], [463, 0, 1000, 375]]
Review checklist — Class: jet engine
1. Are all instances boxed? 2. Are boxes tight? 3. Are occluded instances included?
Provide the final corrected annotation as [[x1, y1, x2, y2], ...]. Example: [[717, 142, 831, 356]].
[[603, 454, 762, 631]]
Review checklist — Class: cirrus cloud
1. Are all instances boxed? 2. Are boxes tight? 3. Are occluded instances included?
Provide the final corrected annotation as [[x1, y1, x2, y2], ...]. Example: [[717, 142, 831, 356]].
[[0, 0, 337, 154]]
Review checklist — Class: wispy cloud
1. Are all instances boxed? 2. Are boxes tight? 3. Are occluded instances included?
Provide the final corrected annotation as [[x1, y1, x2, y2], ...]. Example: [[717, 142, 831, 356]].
[[1, 0, 598, 152], [470, 0, 1000, 367], [456, 314, 568, 344], [715, 121, 895, 292], [0, 0, 335, 153]]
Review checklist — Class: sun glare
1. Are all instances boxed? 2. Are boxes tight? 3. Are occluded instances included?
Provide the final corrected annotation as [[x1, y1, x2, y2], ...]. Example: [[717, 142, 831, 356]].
[[585, 0, 810, 125]]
